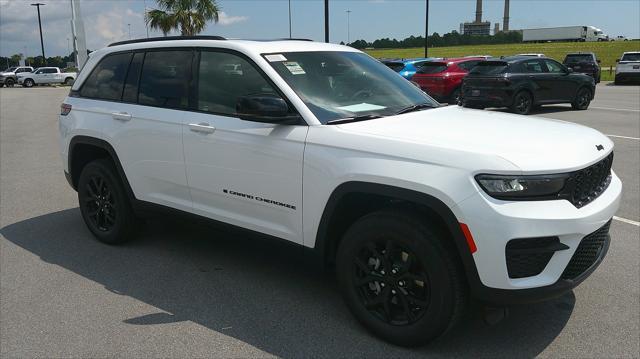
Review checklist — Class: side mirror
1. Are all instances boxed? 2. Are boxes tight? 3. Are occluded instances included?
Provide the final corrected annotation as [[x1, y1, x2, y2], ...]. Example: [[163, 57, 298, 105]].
[[566, 67, 574, 74], [236, 94, 301, 125], [597, 59, 601, 64], [616, 59, 620, 63]]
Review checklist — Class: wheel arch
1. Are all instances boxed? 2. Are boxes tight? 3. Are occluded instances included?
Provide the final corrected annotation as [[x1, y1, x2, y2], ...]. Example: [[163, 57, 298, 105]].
[[314, 181, 480, 290], [68, 136, 136, 201]]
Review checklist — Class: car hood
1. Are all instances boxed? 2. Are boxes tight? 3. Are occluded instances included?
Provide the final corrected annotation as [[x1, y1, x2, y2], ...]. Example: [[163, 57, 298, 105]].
[[0, 72, 15, 76], [335, 105, 613, 173]]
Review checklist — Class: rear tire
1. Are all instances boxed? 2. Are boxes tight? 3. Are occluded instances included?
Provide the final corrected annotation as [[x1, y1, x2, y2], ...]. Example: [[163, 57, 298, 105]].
[[511, 91, 533, 115], [64, 77, 74, 86], [571, 87, 592, 110], [449, 88, 461, 105], [77, 159, 138, 244], [336, 209, 466, 347]]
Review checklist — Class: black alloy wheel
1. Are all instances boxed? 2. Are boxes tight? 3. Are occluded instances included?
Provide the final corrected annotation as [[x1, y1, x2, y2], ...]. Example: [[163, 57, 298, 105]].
[[81, 175, 117, 232], [353, 238, 430, 326], [512, 91, 533, 115], [572, 87, 592, 110], [5, 78, 15, 87], [78, 159, 138, 244]]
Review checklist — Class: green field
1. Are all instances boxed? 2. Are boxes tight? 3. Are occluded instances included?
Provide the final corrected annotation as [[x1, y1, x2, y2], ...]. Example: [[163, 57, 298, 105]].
[[365, 40, 640, 71]]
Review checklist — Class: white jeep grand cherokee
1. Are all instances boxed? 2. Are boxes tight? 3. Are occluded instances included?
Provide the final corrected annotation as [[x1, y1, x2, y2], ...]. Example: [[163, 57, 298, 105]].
[[59, 36, 621, 346]]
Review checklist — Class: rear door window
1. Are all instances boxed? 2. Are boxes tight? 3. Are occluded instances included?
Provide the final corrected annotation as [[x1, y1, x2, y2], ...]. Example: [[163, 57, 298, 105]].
[[138, 50, 193, 109], [80, 52, 133, 101]]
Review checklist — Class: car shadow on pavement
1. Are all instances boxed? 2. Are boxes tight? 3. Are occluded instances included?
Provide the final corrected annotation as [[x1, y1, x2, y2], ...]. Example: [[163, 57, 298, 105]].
[[1, 208, 575, 357]]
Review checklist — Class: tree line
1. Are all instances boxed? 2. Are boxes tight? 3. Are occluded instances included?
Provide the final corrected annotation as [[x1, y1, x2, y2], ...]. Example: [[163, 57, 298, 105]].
[[345, 30, 523, 49], [0, 51, 91, 71]]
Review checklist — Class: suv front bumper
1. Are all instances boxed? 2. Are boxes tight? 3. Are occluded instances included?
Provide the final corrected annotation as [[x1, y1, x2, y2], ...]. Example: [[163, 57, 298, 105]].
[[454, 171, 621, 304]]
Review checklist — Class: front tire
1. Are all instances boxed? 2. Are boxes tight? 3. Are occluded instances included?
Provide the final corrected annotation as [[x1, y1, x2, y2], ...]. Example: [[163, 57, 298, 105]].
[[64, 77, 74, 86], [336, 209, 466, 347], [571, 87, 592, 110], [23, 79, 34, 88], [78, 159, 138, 244], [5, 78, 15, 87], [511, 91, 533, 115]]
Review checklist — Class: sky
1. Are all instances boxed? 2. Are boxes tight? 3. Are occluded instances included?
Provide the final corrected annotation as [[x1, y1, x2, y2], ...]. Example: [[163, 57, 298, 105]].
[[0, 0, 639, 57]]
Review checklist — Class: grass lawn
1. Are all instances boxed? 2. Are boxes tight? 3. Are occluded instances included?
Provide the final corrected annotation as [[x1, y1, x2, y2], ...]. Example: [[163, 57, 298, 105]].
[[364, 40, 640, 69]]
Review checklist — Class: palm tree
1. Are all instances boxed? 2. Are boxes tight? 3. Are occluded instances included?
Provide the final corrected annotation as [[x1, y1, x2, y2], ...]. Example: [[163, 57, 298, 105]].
[[146, 0, 220, 36]]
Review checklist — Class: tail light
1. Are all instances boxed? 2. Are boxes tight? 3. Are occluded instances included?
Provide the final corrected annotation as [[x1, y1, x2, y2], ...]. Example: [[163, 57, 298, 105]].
[[60, 103, 72, 116]]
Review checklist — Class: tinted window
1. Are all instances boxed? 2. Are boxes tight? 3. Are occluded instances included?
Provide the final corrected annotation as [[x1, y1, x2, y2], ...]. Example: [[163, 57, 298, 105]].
[[470, 61, 509, 75], [80, 53, 132, 100], [544, 59, 565, 73], [564, 54, 594, 64], [522, 60, 545, 73], [383, 62, 405, 72], [417, 62, 447, 74], [138, 50, 192, 109], [122, 52, 144, 103], [198, 51, 277, 115], [621, 53, 640, 62], [458, 60, 481, 71]]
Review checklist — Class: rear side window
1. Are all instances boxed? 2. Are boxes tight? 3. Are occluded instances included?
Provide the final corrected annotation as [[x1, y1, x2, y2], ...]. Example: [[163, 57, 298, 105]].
[[122, 52, 144, 103], [470, 61, 509, 75], [138, 50, 193, 109], [417, 62, 447, 74], [197, 51, 277, 115], [521, 60, 545, 73], [80, 53, 132, 101]]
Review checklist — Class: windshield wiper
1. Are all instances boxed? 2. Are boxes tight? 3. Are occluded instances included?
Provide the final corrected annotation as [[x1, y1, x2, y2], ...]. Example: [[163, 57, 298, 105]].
[[395, 103, 436, 115], [326, 114, 383, 125]]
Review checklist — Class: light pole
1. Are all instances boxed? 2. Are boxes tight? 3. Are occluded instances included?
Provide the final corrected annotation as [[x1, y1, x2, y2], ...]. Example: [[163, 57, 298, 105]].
[[67, 37, 70, 56], [346, 10, 351, 44], [31, 3, 46, 66], [424, 0, 429, 57], [128, 23, 131, 39], [324, 0, 329, 43], [288, 0, 292, 38]]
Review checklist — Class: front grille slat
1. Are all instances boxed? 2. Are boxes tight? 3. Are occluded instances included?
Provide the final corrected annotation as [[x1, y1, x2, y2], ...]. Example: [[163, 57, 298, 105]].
[[561, 220, 611, 280], [566, 153, 613, 208]]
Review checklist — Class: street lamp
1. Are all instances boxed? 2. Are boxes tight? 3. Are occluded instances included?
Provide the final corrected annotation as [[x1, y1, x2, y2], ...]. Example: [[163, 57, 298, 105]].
[[128, 23, 131, 39], [424, 0, 429, 57], [324, 0, 329, 43], [31, 3, 46, 66], [346, 10, 351, 44], [288, 0, 292, 39]]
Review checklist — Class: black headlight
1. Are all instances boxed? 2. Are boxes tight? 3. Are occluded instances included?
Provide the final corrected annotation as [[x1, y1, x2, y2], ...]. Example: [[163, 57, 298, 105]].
[[475, 174, 569, 200]]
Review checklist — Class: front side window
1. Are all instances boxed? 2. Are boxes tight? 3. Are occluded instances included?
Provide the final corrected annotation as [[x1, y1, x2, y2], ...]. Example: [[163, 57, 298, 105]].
[[545, 60, 565, 73], [197, 51, 278, 115], [266, 51, 436, 124], [80, 53, 132, 101], [522, 60, 545, 73], [138, 50, 192, 109]]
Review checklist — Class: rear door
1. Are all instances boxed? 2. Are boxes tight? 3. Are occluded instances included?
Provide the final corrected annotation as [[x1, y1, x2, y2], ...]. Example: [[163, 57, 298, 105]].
[[521, 59, 551, 101], [182, 49, 307, 243]]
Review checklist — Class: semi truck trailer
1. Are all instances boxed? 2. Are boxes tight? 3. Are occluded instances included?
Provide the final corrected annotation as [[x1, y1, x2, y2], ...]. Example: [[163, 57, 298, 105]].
[[523, 26, 609, 42]]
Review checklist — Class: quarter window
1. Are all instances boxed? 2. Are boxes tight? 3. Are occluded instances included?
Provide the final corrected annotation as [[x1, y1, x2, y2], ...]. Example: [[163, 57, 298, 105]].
[[80, 53, 132, 101], [138, 50, 193, 109], [197, 51, 277, 115]]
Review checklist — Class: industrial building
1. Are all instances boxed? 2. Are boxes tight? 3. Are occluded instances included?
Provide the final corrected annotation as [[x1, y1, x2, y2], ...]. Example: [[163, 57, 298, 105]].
[[460, 0, 510, 35]]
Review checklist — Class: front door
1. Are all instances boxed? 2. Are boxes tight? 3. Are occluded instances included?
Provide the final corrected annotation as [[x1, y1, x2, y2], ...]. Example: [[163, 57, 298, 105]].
[[183, 50, 307, 243]]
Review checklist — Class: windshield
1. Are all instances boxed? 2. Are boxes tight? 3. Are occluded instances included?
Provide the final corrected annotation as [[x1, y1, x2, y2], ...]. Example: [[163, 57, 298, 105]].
[[564, 54, 594, 63], [470, 61, 509, 75], [621, 53, 640, 62], [265, 51, 437, 124]]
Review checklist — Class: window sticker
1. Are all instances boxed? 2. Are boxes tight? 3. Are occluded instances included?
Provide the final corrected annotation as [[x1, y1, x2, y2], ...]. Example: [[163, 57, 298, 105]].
[[283, 62, 306, 75], [265, 54, 287, 62], [336, 103, 387, 112]]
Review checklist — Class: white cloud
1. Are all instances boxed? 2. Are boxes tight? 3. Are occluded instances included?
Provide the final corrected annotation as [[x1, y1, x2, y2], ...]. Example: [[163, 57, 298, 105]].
[[217, 11, 248, 26]]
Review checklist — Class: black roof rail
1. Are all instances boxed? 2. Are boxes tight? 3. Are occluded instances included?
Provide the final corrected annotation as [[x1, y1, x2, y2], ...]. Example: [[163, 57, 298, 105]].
[[109, 35, 226, 47]]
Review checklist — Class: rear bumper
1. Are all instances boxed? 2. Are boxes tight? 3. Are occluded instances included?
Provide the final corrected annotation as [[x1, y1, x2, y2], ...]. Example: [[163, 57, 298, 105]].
[[462, 88, 513, 108], [615, 72, 640, 82]]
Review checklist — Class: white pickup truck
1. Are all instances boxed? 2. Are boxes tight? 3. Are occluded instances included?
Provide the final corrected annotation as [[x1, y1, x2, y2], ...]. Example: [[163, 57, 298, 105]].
[[17, 67, 77, 87]]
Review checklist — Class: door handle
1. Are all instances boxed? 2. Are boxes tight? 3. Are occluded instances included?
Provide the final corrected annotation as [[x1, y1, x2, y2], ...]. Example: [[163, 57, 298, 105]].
[[189, 122, 216, 134], [111, 112, 132, 121]]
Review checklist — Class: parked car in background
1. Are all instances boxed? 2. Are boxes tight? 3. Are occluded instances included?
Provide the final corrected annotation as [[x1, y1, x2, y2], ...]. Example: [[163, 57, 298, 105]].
[[461, 56, 596, 114], [563, 52, 601, 83], [0, 66, 34, 87], [411, 57, 486, 104], [17, 67, 77, 87], [613, 36, 628, 41], [381, 57, 437, 80], [615, 52, 640, 84]]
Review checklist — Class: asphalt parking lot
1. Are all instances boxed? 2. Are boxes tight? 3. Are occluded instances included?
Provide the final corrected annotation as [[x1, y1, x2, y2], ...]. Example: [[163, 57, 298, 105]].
[[1, 84, 638, 358]]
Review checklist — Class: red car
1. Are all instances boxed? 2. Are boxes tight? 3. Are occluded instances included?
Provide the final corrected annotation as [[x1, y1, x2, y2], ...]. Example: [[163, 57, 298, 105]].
[[412, 57, 486, 104]]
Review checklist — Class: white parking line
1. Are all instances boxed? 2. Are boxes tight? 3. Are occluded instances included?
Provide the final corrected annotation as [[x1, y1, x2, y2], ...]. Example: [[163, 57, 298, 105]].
[[607, 134, 640, 140], [590, 106, 640, 113], [613, 216, 640, 227]]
